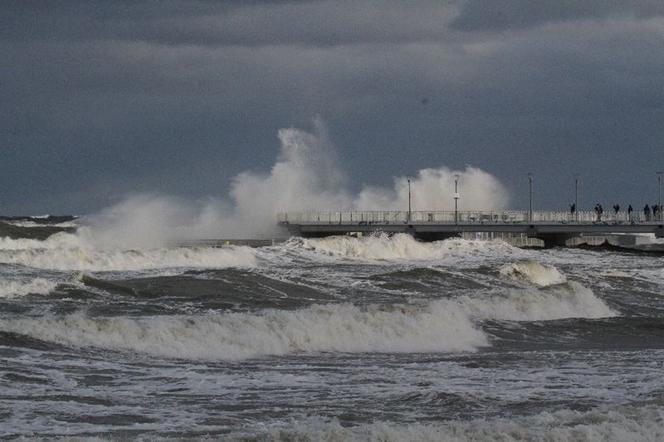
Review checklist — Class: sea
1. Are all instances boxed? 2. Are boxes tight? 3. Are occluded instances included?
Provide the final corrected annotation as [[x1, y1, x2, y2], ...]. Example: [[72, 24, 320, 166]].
[[1, 217, 664, 440]]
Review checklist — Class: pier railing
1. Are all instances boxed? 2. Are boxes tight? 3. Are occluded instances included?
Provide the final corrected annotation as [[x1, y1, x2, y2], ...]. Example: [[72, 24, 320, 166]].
[[278, 210, 660, 225]]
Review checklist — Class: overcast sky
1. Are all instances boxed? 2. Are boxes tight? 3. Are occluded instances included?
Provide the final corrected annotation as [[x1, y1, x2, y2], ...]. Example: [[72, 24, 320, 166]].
[[2, 0, 663, 215]]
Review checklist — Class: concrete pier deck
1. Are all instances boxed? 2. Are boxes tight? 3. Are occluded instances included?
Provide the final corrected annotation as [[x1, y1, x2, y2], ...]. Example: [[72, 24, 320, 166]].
[[278, 210, 664, 248]]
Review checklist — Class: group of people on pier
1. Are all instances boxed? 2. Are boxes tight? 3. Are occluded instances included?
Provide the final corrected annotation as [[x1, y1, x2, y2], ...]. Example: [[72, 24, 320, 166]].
[[642, 204, 660, 221], [570, 203, 661, 221]]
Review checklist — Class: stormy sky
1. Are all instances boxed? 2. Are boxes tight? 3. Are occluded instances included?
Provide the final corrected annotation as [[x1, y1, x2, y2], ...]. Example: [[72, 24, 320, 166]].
[[1, 0, 663, 215]]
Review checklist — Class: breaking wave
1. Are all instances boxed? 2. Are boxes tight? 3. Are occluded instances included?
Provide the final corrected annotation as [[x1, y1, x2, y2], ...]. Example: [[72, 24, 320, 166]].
[[0, 232, 256, 272], [0, 278, 58, 298], [241, 404, 664, 442], [0, 280, 616, 360], [298, 234, 523, 262], [3, 219, 78, 228], [0, 235, 61, 251], [0, 302, 488, 360], [499, 260, 567, 287], [459, 281, 617, 321]]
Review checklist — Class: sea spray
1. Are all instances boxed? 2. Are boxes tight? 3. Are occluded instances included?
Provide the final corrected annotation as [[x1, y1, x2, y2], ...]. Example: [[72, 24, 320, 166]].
[[354, 165, 509, 212], [59, 123, 512, 247]]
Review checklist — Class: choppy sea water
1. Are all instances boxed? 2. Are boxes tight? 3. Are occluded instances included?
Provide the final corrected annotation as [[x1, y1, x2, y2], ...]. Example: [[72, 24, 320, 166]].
[[1, 221, 664, 440]]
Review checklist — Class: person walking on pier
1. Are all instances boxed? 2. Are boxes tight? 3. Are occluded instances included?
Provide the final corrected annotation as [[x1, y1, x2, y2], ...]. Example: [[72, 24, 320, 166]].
[[628, 204, 633, 222], [654, 205, 660, 220], [594, 203, 603, 222], [644, 204, 651, 221]]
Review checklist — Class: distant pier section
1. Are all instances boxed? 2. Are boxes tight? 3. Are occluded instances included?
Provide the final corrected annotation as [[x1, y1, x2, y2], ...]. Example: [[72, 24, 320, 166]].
[[278, 210, 664, 248]]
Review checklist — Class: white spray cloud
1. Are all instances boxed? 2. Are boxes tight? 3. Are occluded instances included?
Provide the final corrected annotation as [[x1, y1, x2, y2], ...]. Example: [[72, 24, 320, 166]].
[[229, 120, 353, 236], [81, 194, 233, 249], [355, 166, 509, 211], [78, 121, 510, 248]]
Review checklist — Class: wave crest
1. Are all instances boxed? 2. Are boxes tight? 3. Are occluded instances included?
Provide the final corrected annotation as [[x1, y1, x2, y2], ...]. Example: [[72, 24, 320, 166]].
[[0, 280, 617, 360], [299, 234, 522, 262], [0, 302, 488, 360], [499, 260, 567, 287], [0, 232, 256, 272], [0, 278, 58, 298], [458, 281, 617, 321]]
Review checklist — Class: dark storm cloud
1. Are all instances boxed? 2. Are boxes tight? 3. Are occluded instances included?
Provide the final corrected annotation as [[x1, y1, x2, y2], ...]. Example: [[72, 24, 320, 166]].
[[451, 0, 664, 31], [1, 0, 455, 47], [1, 0, 663, 214]]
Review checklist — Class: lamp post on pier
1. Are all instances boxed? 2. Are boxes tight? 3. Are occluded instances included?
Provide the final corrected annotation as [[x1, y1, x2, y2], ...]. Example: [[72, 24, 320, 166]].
[[407, 178, 412, 223], [658, 171, 662, 221], [454, 174, 460, 224], [574, 174, 579, 222], [528, 172, 533, 222]]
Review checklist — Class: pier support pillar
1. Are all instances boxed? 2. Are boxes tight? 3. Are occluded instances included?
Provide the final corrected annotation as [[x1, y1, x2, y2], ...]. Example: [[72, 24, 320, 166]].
[[413, 232, 461, 242], [536, 233, 576, 249]]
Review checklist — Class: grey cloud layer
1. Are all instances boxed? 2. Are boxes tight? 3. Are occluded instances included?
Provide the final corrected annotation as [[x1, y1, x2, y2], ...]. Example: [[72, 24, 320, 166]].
[[1, 1, 663, 213], [452, 0, 664, 31]]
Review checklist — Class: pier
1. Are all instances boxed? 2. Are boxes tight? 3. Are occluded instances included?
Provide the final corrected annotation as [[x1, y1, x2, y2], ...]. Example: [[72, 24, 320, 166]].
[[278, 210, 664, 248]]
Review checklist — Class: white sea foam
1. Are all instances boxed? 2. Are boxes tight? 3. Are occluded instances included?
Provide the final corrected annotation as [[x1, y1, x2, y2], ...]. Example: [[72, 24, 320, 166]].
[[300, 233, 522, 262], [4, 220, 78, 228], [245, 405, 664, 442], [499, 260, 567, 287], [494, 261, 617, 319], [458, 281, 617, 321], [0, 232, 256, 272], [0, 281, 617, 360], [0, 278, 58, 298], [0, 235, 64, 251], [0, 302, 488, 360]]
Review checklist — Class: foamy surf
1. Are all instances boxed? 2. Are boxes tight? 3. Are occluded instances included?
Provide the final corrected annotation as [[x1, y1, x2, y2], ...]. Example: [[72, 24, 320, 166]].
[[458, 281, 617, 321], [3, 220, 78, 228], [0, 282, 618, 361], [241, 404, 664, 442], [0, 302, 489, 360], [0, 278, 58, 298], [0, 232, 256, 271], [499, 260, 567, 287], [299, 233, 523, 262], [493, 261, 616, 319], [0, 235, 66, 251]]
